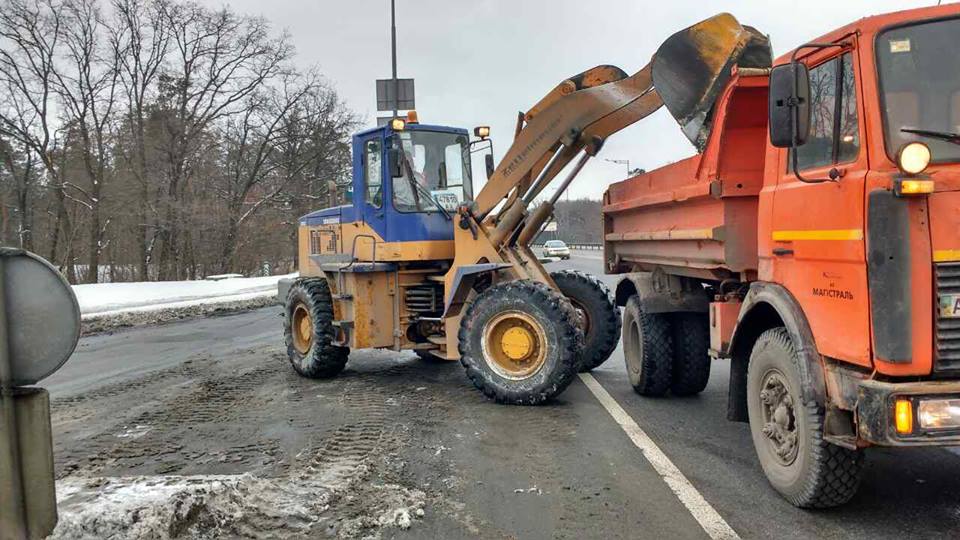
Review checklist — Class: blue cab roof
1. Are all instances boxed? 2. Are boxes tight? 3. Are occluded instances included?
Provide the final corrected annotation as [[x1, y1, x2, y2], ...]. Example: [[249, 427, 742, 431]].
[[353, 122, 469, 138]]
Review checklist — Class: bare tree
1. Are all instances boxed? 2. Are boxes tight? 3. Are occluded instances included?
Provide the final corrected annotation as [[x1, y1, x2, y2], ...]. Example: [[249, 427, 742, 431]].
[[152, 1, 293, 279], [51, 0, 123, 283], [0, 0, 356, 282], [111, 0, 170, 279]]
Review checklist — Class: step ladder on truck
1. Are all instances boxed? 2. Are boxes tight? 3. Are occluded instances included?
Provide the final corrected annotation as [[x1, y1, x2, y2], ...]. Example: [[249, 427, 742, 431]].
[[603, 4, 960, 508]]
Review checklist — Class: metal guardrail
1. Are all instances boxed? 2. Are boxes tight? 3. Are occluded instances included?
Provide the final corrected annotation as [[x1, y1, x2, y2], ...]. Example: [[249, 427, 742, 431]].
[[531, 243, 603, 251]]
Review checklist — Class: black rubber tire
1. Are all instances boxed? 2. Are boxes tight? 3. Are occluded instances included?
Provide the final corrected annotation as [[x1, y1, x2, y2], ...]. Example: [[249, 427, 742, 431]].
[[622, 295, 672, 396], [747, 327, 864, 508], [669, 313, 711, 396], [551, 270, 621, 372], [458, 280, 583, 405], [284, 278, 349, 378]]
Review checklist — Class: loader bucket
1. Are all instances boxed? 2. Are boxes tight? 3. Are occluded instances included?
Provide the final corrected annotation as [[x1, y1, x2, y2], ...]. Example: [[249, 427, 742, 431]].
[[652, 13, 772, 149]]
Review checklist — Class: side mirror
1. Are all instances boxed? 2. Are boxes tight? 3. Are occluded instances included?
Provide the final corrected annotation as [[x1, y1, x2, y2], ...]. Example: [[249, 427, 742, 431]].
[[485, 154, 495, 179], [387, 147, 402, 177], [768, 63, 810, 148]]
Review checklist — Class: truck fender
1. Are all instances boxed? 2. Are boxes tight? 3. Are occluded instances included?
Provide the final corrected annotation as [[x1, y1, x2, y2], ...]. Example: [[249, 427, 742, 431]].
[[726, 282, 825, 423], [613, 270, 709, 313], [441, 263, 514, 319]]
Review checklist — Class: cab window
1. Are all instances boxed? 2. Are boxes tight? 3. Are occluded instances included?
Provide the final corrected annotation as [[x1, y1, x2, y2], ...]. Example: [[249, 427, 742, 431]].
[[364, 139, 382, 208], [794, 53, 860, 171]]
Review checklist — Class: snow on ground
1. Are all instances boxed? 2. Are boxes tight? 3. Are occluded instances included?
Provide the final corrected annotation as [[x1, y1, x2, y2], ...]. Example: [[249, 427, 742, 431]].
[[74, 273, 295, 320]]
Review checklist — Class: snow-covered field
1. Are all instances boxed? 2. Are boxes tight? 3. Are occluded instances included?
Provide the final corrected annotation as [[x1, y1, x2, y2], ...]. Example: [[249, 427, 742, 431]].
[[74, 273, 295, 319]]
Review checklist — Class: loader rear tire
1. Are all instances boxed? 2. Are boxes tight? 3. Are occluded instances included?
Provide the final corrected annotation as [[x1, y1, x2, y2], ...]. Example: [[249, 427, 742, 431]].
[[550, 270, 621, 372], [622, 295, 672, 396], [669, 313, 711, 396], [284, 278, 349, 379], [458, 280, 583, 405], [747, 328, 864, 508]]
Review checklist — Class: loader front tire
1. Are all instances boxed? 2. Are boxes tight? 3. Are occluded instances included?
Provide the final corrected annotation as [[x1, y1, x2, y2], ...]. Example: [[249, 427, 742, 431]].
[[459, 280, 583, 405], [747, 328, 864, 508], [284, 278, 349, 379], [622, 295, 672, 396], [551, 270, 621, 372]]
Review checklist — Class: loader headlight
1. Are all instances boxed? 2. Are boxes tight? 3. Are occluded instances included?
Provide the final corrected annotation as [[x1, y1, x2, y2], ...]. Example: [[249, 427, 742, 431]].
[[474, 126, 490, 139]]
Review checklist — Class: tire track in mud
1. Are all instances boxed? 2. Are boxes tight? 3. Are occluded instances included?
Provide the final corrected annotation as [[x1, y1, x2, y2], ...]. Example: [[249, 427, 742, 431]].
[[53, 353, 286, 479], [52, 350, 428, 538]]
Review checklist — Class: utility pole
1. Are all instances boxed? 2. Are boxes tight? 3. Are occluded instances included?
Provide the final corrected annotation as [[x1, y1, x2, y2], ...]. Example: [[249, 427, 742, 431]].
[[391, 0, 398, 118]]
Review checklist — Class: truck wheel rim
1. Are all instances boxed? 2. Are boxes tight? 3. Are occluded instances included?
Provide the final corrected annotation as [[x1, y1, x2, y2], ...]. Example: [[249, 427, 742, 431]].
[[481, 311, 547, 380], [292, 304, 313, 354], [758, 369, 799, 466]]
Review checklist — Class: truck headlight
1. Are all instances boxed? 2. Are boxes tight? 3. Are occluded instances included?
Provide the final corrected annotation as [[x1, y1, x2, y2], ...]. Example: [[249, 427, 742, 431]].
[[897, 142, 931, 175], [918, 398, 960, 430]]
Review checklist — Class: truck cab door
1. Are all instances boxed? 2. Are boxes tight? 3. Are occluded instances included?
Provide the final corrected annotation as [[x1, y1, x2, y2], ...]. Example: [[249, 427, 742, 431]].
[[769, 47, 873, 367]]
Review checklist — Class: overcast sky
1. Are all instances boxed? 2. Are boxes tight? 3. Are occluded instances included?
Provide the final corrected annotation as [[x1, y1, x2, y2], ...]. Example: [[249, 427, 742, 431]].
[[207, 0, 935, 200]]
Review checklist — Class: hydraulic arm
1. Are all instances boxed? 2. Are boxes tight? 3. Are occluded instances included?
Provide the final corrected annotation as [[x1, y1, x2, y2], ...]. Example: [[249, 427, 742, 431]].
[[467, 13, 771, 253]]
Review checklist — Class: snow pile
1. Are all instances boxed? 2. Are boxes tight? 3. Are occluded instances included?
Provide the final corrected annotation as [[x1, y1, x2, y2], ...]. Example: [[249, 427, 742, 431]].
[[74, 273, 295, 320], [52, 473, 425, 539]]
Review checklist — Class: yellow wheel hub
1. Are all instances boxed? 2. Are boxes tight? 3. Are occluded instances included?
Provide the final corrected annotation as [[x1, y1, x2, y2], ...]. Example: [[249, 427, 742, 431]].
[[482, 311, 548, 380], [501, 326, 535, 360], [292, 303, 314, 354]]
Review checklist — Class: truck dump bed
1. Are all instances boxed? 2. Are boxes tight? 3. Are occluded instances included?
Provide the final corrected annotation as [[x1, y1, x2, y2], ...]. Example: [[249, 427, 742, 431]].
[[603, 70, 769, 281]]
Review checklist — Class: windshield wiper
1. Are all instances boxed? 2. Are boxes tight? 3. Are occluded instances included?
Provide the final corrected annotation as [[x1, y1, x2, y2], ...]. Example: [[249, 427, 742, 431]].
[[398, 152, 451, 220], [901, 128, 960, 146]]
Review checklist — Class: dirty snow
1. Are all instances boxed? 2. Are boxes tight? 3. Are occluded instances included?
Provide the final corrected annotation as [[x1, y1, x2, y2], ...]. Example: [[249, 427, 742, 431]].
[[74, 273, 295, 319], [52, 473, 425, 539]]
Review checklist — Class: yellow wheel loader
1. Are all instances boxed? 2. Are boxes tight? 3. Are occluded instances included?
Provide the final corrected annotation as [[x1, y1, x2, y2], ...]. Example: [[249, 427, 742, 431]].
[[279, 13, 771, 404]]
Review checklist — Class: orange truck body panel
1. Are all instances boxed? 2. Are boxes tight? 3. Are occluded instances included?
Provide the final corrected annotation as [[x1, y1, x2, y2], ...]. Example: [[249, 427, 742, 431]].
[[604, 4, 960, 379]]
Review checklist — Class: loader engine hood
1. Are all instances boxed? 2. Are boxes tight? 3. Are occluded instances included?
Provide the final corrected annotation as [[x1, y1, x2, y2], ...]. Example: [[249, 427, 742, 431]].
[[652, 13, 772, 150]]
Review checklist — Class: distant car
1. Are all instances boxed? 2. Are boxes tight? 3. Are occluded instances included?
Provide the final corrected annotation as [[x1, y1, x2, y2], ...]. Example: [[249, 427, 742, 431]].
[[542, 240, 571, 260]]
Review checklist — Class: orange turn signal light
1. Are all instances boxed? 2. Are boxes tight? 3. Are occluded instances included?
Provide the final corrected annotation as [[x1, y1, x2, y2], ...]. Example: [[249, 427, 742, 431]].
[[895, 399, 913, 435], [896, 178, 935, 196]]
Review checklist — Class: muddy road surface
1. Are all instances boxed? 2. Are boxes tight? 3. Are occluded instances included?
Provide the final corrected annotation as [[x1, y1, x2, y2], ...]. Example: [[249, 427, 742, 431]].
[[48, 252, 960, 538]]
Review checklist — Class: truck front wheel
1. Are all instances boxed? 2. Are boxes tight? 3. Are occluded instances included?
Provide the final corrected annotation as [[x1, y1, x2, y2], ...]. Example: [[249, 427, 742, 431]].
[[747, 327, 863, 508], [284, 278, 349, 379], [622, 295, 673, 396], [551, 270, 621, 372], [458, 280, 583, 405]]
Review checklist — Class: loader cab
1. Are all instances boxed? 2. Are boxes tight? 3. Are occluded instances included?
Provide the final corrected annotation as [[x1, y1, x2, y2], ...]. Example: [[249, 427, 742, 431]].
[[352, 122, 474, 245]]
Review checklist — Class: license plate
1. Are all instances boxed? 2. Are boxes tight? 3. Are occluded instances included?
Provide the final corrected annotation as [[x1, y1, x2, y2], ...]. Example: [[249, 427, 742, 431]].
[[940, 294, 960, 318]]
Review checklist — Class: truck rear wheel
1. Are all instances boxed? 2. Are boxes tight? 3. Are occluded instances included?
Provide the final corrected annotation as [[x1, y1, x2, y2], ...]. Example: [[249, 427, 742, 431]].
[[669, 313, 711, 396], [622, 295, 672, 396], [551, 270, 621, 372], [747, 328, 863, 508], [458, 280, 583, 405], [284, 278, 349, 379]]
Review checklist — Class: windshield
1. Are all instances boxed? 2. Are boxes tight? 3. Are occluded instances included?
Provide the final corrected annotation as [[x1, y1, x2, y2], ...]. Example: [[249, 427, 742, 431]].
[[393, 130, 473, 213], [545, 241, 566, 247], [877, 17, 960, 163]]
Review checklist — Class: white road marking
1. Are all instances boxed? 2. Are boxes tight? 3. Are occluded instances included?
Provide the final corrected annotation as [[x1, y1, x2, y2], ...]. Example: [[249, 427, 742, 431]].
[[579, 373, 740, 540]]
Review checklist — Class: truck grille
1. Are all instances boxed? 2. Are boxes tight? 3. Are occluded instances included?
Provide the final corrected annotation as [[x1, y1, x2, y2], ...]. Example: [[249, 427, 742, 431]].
[[935, 263, 960, 373]]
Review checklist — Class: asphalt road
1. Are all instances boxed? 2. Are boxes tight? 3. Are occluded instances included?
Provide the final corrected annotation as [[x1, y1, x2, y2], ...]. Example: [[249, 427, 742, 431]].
[[47, 252, 960, 539]]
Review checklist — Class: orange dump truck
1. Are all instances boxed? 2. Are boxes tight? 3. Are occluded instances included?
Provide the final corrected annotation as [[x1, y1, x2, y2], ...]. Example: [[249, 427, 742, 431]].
[[603, 4, 960, 508]]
